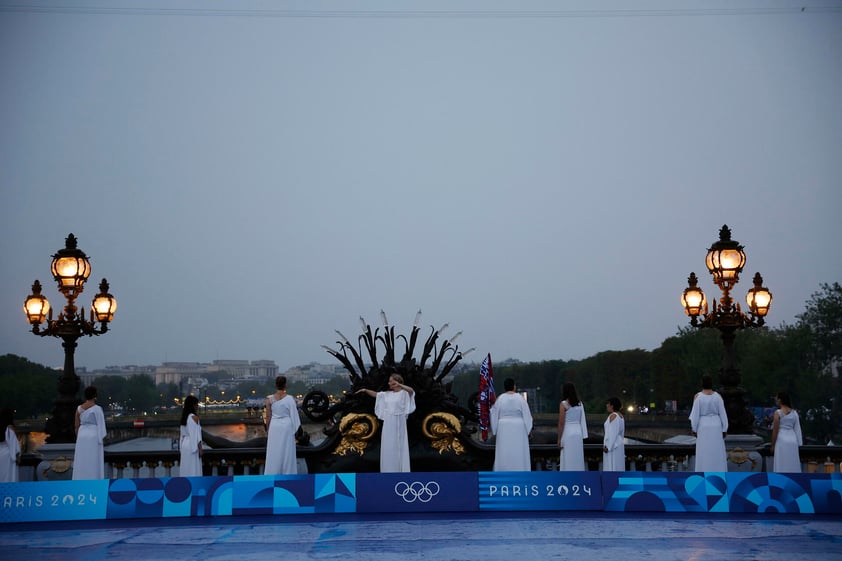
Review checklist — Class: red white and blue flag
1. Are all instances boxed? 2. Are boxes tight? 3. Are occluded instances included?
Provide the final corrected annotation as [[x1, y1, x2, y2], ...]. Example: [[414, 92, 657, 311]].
[[478, 353, 496, 441]]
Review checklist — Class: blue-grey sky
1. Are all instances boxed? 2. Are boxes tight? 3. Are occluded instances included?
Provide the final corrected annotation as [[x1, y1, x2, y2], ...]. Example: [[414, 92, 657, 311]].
[[2, 1, 841, 372]]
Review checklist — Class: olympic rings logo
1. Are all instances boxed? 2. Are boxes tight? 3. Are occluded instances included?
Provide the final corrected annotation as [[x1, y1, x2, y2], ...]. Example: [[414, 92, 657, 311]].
[[394, 481, 440, 503]]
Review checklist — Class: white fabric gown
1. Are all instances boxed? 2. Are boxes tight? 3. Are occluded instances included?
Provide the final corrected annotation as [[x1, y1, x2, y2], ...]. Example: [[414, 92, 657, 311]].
[[374, 390, 416, 473], [559, 402, 588, 471], [689, 391, 729, 472], [179, 415, 203, 477], [773, 409, 803, 473], [72, 404, 107, 480], [602, 413, 625, 472], [490, 392, 533, 471], [264, 394, 301, 475], [0, 426, 20, 482]]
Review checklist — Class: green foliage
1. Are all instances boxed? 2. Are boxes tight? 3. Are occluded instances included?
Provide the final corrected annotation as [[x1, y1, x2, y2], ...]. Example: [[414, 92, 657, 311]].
[[0, 354, 57, 418], [92, 373, 159, 413], [651, 327, 720, 408], [797, 282, 842, 372], [794, 282, 842, 442]]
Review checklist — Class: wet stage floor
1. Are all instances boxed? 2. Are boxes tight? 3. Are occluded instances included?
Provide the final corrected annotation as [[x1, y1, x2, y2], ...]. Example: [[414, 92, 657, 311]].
[[1, 511, 840, 561]]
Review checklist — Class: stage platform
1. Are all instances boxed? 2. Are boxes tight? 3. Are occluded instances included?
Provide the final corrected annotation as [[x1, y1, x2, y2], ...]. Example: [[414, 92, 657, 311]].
[[1, 510, 841, 561], [2, 471, 840, 560]]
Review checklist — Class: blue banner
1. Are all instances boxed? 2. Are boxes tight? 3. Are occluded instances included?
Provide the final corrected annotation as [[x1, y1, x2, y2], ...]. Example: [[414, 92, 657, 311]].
[[356, 472, 477, 513], [0, 480, 108, 523], [0, 471, 838, 523], [478, 471, 603, 511]]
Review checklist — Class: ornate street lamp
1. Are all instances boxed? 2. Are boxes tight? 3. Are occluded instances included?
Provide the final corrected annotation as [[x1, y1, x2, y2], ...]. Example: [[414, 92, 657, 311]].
[[23, 234, 117, 443], [681, 225, 772, 434]]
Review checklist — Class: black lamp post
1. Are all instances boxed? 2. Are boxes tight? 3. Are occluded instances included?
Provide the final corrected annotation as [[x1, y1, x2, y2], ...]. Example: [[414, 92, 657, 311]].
[[23, 234, 117, 444], [681, 225, 772, 435]]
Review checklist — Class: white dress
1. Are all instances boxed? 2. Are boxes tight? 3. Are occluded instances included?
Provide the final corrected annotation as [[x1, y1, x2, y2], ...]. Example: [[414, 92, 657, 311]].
[[72, 404, 106, 480], [0, 426, 20, 482], [374, 389, 416, 473], [490, 392, 533, 471], [602, 413, 625, 472], [264, 394, 301, 475], [179, 415, 203, 477], [773, 409, 803, 473], [689, 391, 729, 472], [559, 402, 588, 471]]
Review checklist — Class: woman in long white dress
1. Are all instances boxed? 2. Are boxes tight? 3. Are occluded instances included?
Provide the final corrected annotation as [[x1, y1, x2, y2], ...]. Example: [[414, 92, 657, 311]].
[[490, 378, 533, 471], [179, 395, 203, 477], [264, 375, 301, 475], [558, 382, 588, 471], [771, 391, 803, 473], [357, 373, 416, 473], [0, 408, 20, 482], [602, 397, 625, 472], [689, 375, 729, 472], [72, 386, 107, 480]]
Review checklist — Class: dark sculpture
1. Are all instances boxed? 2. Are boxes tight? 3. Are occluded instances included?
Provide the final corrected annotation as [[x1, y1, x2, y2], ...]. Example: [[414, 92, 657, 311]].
[[300, 310, 494, 472]]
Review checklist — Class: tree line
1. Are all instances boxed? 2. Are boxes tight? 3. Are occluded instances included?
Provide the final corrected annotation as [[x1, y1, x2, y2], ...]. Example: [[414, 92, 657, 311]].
[[449, 282, 841, 444], [2, 283, 839, 442]]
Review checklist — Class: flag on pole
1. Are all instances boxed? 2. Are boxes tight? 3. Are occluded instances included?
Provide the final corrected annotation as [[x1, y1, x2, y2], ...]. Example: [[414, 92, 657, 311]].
[[478, 353, 496, 441]]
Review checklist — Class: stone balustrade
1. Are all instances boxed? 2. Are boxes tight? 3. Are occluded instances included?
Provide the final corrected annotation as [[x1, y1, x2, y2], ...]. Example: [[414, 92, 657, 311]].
[[13, 443, 842, 482]]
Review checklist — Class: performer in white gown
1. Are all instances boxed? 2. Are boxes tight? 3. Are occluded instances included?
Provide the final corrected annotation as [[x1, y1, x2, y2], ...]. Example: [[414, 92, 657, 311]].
[[72, 386, 107, 480], [602, 397, 625, 472], [490, 378, 533, 471], [0, 408, 20, 482], [179, 395, 203, 477], [771, 391, 803, 473], [264, 375, 301, 475], [689, 375, 729, 472], [558, 382, 588, 471], [357, 373, 416, 473]]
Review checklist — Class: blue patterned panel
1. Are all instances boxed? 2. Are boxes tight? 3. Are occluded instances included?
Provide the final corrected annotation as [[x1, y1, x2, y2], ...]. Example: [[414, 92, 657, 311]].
[[107, 476, 233, 519], [232, 475, 314, 515], [602, 472, 727, 512], [314, 473, 356, 513], [727, 473, 815, 514], [808, 474, 842, 514]]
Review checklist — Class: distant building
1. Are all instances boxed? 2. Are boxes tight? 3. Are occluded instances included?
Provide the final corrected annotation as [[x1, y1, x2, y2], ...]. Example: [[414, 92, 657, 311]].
[[285, 362, 346, 386], [82, 364, 156, 388], [154, 362, 211, 386]]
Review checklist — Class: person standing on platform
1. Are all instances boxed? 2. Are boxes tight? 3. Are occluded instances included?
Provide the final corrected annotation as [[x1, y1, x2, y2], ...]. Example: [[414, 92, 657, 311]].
[[771, 391, 803, 473], [72, 386, 107, 480], [264, 375, 301, 475], [557, 382, 588, 471], [179, 395, 203, 477], [602, 397, 625, 472], [0, 408, 20, 482], [356, 373, 416, 472], [490, 378, 533, 471], [689, 375, 729, 472]]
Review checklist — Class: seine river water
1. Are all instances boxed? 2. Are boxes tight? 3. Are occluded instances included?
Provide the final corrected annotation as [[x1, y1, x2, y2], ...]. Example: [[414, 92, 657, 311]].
[[22, 422, 327, 453]]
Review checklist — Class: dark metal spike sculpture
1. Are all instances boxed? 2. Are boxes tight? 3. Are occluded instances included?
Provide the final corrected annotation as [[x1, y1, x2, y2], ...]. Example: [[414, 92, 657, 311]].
[[309, 311, 475, 425]]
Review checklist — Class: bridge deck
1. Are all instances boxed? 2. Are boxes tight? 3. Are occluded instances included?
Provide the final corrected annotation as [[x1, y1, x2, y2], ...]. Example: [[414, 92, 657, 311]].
[[2, 510, 840, 561]]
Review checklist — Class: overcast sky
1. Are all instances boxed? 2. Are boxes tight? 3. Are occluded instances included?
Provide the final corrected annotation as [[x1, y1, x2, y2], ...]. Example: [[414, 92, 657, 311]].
[[1, 0, 840, 373]]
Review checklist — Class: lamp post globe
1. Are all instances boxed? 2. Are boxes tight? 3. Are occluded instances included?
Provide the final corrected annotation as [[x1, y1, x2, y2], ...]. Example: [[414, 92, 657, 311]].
[[682, 225, 771, 435], [24, 234, 117, 443]]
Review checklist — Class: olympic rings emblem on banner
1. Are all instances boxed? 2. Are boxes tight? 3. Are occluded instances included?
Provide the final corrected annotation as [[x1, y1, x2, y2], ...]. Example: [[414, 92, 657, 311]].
[[394, 481, 441, 503]]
